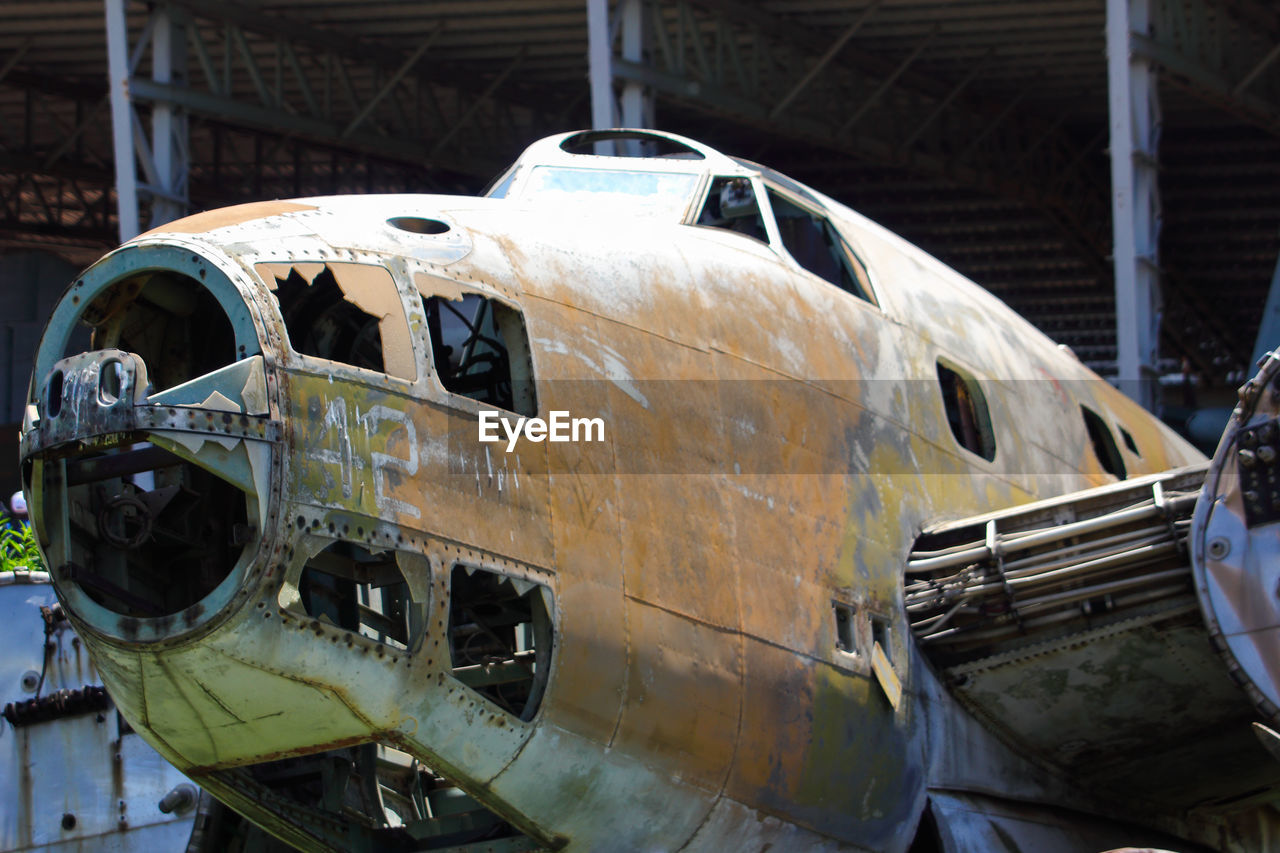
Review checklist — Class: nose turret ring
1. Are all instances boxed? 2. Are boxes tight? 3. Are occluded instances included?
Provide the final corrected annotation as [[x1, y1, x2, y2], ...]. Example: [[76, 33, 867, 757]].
[[24, 349, 280, 644]]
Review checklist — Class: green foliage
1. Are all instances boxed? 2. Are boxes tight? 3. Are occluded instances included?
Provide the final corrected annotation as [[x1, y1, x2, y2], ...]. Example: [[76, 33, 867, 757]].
[[0, 514, 43, 573]]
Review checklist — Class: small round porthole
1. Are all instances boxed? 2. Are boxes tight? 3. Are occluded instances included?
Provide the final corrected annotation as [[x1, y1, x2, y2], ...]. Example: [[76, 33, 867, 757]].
[[388, 216, 451, 235]]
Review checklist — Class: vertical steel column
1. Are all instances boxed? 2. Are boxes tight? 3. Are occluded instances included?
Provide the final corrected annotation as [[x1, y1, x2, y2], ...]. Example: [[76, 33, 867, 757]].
[[149, 5, 189, 229], [104, 0, 140, 242], [618, 0, 650, 129], [587, 0, 653, 154], [1107, 0, 1162, 410], [587, 0, 615, 155]]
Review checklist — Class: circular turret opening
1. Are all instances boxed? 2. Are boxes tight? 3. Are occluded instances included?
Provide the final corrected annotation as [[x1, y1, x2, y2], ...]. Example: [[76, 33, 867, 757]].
[[388, 216, 451, 235]]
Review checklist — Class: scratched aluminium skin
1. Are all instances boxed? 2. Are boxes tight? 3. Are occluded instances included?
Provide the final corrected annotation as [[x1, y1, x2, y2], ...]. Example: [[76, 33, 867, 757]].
[[17, 130, 1265, 852]]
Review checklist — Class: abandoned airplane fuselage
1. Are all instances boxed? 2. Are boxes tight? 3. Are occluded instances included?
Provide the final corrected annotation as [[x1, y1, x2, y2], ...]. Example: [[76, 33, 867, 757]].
[[17, 129, 1280, 851]]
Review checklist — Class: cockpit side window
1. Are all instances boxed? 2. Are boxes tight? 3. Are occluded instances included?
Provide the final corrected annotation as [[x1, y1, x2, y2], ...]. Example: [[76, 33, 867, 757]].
[[696, 176, 767, 242], [766, 189, 875, 304]]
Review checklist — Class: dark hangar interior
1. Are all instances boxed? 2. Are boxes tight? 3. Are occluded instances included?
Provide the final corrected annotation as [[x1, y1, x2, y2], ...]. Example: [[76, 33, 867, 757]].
[[0, 0, 1277, 465]]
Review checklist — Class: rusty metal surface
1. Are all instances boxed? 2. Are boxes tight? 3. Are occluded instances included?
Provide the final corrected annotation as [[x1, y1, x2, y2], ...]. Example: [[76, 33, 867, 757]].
[[19, 128, 1266, 852]]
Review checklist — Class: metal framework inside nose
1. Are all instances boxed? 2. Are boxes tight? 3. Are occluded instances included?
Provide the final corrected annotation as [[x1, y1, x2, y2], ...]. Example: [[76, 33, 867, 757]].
[[21, 245, 278, 641]]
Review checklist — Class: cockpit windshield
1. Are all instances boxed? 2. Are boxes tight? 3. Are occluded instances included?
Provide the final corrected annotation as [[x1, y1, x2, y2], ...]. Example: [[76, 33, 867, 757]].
[[522, 166, 700, 218]]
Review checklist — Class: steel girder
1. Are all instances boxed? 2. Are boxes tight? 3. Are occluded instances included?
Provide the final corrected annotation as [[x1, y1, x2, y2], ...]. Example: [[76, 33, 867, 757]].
[[106, 0, 191, 240], [589, 0, 656, 154], [1129, 0, 1280, 380], [0, 62, 117, 251], [1137, 0, 1280, 136], [122, 0, 573, 180]]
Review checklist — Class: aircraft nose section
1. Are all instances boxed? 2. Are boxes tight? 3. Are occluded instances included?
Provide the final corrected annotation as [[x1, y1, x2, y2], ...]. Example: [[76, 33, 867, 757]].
[[21, 271, 280, 644]]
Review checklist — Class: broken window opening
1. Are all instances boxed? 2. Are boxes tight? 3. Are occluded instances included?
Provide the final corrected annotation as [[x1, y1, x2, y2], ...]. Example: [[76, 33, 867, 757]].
[[871, 615, 893, 664], [77, 272, 237, 395], [834, 601, 858, 654], [422, 293, 537, 416], [1082, 405, 1127, 480], [53, 441, 250, 618], [767, 189, 874, 303], [449, 565, 554, 722], [218, 743, 537, 850], [265, 262, 416, 382], [1120, 425, 1141, 457], [936, 361, 996, 462], [299, 542, 424, 651], [696, 176, 767, 242]]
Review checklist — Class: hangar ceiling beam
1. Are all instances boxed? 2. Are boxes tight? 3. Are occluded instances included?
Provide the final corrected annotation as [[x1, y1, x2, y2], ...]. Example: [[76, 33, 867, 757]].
[[611, 0, 1115, 275], [0, 62, 116, 244], [0, 41, 31, 90], [900, 49, 991, 150], [1130, 0, 1280, 136], [606, 0, 1121, 312], [838, 24, 939, 136], [0, 58, 478, 246], [769, 0, 881, 121], [115, 0, 567, 181]]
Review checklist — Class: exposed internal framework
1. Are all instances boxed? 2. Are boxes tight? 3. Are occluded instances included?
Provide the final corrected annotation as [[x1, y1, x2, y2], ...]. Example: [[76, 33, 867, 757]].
[[260, 261, 416, 381], [204, 743, 540, 852], [75, 270, 239, 393], [297, 541, 425, 652], [905, 465, 1280, 808], [906, 468, 1203, 663], [31, 266, 262, 621], [422, 293, 537, 417], [53, 442, 249, 618], [448, 565, 553, 722]]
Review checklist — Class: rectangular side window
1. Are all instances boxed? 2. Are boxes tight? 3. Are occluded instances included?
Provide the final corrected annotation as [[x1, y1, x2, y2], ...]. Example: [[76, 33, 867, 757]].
[[937, 359, 997, 462], [871, 615, 892, 664], [834, 601, 858, 654], [421, 291, 537, 416], [261, 261, 416, 381]]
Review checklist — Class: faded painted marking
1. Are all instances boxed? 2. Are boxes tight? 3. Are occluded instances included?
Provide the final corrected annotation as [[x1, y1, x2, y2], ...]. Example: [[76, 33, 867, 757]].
[[360, 405, 421, 519], [307, 398, 356, 499], [531, 335, 649, 408]]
